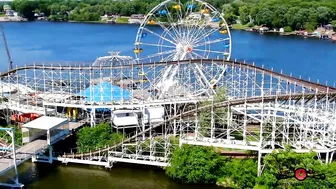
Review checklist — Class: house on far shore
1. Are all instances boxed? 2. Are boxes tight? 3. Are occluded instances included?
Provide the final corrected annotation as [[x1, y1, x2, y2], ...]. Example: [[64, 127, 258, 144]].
[[324, 24, 333, 31], [259, 26, 269, 33], [297, 30, 308, 36], [34, 12, 46, 20], [247, 25, 269, 33], [128, 14, 145, 24], [101, 14, 119, 23], [130, 14, 145, 19], [313, 26, 334, 39]]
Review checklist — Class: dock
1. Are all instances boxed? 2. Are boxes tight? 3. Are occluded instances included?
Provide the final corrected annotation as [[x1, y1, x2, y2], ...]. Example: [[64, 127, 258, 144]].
[[0, 139, 48, 175], [0, 117, 86, 188]]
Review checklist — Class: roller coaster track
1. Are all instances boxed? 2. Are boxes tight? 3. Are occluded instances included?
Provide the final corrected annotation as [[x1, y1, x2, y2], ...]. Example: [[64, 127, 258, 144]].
[[1, 59, 334, 92], [63, 92, 336, 158]]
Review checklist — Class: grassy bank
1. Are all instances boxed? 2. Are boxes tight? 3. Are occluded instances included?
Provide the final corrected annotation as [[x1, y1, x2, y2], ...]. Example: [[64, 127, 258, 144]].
[[116, 17, 129, 24], [231, 23, 250, 30], [68, 20, 105, 24]]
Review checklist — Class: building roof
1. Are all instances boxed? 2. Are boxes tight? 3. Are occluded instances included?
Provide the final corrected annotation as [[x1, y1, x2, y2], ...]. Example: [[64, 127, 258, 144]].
[[22, 116, 68, 130], [78, 82, 131, 103]]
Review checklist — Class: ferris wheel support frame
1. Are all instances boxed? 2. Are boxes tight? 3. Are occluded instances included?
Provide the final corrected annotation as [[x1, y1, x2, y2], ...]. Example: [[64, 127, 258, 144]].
[[133, 0, 232, 99]]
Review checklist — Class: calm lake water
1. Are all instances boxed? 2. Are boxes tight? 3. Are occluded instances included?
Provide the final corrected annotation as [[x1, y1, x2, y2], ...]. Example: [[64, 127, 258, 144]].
[[13, 162, 222, 189], [0, 21, 335, 188], [1, 21, 336, 84]]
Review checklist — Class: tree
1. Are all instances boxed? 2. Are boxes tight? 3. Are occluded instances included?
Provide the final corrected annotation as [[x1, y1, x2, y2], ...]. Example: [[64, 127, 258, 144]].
[[255, 8, 273, 27], [271, 5, 288, 28], [12, 0, 37, 20], [199, 87, 228, 137], [218, 159, 258, 188], [238, 5, 249, 24], [283, 26, 292, 32], [332, 20, 336, 31], [317, 6, 331, 25], [231, 0, 244, 15], [222, 4, 236, 25], [257, 147, 335, 189], [166, 145, 226, 184], [0, 125, 22, 146], [304, 22, 316, 32], [76, 123, 124, 153]]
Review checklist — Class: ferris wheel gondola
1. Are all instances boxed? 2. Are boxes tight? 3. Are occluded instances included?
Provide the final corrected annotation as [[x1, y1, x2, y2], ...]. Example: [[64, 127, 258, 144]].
[[133, 0, 232, 98]]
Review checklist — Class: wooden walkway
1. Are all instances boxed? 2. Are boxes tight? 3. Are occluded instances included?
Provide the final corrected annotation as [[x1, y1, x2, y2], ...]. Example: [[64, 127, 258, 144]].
[[69, 120, 87, 130], [0, 139, 47, 175]]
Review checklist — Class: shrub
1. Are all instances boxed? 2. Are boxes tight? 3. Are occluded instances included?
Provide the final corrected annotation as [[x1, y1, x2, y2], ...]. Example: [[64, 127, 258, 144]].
[[76, 123, 124, 153], [284, 26, 292, 32], [166, 145, 225, 184]]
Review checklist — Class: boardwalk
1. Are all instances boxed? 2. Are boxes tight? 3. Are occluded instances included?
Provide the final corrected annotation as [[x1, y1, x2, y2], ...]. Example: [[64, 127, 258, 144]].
[[69, 120, 87, 130], [0, 139, 47, 175]]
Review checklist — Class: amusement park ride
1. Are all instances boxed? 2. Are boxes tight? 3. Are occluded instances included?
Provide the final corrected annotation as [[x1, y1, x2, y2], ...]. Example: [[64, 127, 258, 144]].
[[0, 0, 336, 187]]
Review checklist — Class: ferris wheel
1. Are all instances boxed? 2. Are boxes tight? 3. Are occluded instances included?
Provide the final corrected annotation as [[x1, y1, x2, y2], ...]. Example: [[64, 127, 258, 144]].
[[133, 0, 232, 98]]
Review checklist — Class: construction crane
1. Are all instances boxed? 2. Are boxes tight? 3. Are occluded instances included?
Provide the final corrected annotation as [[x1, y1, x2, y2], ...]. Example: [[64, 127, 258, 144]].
[[0, 24, 13, 70]]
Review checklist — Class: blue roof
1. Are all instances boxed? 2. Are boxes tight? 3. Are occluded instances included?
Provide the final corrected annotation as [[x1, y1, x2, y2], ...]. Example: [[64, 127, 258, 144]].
[[78, 82, 131, 103]]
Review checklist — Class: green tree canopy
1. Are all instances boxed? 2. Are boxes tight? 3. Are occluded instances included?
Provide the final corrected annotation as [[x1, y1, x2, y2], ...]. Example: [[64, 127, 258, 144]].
[[76, 123, 124, 153], [257, 147, 336, 189], [166, 145, 226, 184]]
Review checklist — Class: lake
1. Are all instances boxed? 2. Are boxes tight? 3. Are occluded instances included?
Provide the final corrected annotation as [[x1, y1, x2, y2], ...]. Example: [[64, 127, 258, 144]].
[[1, 21, 336, 84]]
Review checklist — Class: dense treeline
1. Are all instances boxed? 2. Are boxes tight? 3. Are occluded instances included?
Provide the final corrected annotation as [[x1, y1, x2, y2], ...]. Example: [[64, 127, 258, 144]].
[[167, 145, 336, 189], [226, 0, 336, 31], [3, 0, 336, 31], [5, 0, 165, 21]]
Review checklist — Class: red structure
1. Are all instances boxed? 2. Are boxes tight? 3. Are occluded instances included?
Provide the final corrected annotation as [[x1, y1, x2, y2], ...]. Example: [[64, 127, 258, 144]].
[[11, 113, 41, 123]]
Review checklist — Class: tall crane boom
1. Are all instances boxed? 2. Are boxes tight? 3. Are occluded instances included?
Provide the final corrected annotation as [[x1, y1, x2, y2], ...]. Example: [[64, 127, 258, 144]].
[[0, 24, 13, 70]]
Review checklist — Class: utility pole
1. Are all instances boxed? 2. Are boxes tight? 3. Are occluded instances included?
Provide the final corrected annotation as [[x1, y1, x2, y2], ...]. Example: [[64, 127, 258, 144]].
[[0, 24, 13, 70]]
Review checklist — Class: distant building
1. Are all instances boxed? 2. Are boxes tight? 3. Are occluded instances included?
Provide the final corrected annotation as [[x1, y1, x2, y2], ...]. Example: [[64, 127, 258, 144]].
[[5, 10, 14, 17], [131, 14, 144, 19], [259, 26, 269, 33], [129, 14, 145, 24], [324, 24, 333, 31], [34, 12, 45, 17]]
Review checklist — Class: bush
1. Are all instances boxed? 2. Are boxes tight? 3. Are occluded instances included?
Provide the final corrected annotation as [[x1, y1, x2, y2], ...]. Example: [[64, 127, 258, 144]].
[[248, 22, 254, 27], [218, 159, 258, 188], [76, 123, 124, 153], [257, 148, 336, 189], [284, 26, 292, 32], [0, 125, 22, 145], [166, 145, 225, 184], [166, 144, 257, 188]]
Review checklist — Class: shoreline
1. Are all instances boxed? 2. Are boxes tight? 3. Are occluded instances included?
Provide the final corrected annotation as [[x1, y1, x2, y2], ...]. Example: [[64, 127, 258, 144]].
[[3, 19, 334, 42]]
